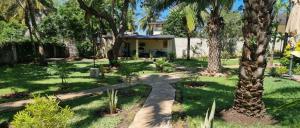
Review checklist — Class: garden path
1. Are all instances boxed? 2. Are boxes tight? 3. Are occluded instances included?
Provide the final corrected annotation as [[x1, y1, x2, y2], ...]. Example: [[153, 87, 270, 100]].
[[129, 74, 181, 128], [0, 82, 136, 112]]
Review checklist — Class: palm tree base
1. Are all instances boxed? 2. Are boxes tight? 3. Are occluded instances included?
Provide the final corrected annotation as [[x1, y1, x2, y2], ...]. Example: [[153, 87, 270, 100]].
[[220, 109, 277, 125]]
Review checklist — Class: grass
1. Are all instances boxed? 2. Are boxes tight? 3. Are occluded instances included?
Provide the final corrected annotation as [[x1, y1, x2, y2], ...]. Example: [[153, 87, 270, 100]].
[[0, 84, 151, 127], [173, 75, 300, 128], [0, 59, 154, 103]]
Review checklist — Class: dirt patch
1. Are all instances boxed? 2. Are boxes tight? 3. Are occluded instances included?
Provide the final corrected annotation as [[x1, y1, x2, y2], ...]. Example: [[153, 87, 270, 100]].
[[1, 92, 29, 99], [94, 107, 122, 117], [116, 102, 144, 128], [220, 109, 277, 125], [184, 81, 207, 88], [172, 102, 188, 128]]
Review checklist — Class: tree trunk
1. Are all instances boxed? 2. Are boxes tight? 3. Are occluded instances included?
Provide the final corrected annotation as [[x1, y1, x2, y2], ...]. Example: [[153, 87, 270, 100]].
[[207, 8, 223, 73], [187, 34, 191, 60], [108, 37, 122, 67], [233, 0, 275, 117], [38, 44, 47, 66], [11, 44, 18, 64], [269, 26, 278, 67]]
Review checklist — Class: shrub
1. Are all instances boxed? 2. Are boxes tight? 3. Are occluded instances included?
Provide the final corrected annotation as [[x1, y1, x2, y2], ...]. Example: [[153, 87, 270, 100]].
[[201, 100, 216, 128], [48, 61, 71, 86], [280, 41, 300, 66], [269, 67, 280, 77], [155, 58, 175, 73], [168, 52, 176, 62], [118, 63, 138, 84], [276, 66, 289, 76], [11, 96, 74, 128], [107, 89, 118, 114], [293, 64, 300, 75]]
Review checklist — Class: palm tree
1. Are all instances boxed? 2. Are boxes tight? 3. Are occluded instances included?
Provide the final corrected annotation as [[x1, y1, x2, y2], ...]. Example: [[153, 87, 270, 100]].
[[139, 1, 160, 35], [232, 0, 275, 117], [150, 0, 233, 73], [0, 0, 54, 65], [183, 5, 197, 60]]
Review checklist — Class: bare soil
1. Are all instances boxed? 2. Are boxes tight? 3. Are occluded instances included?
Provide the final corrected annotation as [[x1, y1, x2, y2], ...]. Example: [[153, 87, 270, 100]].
[[184, 81, 207, 88], [1, 92, 29, 99], [220, 109, 277, 125], [116, 102, 144, 128]]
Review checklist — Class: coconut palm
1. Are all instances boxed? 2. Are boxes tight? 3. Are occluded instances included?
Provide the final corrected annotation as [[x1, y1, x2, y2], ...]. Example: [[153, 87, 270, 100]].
[[139, 1, 160, 35], [232, 0, 276, 117], [183, 5, 197, 60], [149, 0, 233, 73], [0, 0, 55, 65]]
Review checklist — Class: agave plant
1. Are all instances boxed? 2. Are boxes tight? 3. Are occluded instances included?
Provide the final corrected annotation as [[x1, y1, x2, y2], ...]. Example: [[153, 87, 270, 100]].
[[202, 100, 216, 128], [107, 89, 118, 114]]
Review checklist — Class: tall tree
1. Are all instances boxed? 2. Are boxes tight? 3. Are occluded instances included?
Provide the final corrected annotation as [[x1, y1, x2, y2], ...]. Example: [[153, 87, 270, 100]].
[[183, 5, 197, 60], [233, 0, 275, 117], [77, 0, 135, 66], [139, 1, 160, 35], [150, 0, 233, 73], [0, 0, 55, 65]]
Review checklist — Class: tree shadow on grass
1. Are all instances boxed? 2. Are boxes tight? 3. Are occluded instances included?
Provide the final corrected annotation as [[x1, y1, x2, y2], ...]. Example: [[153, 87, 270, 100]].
[[61, 85, 151, 128], [174, 79, 300, 127], [172, 59, 208, 68]]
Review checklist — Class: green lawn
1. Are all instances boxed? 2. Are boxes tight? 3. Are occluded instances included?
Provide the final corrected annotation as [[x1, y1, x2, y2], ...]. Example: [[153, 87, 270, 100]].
[[0, 59, 154, 103], [173, 76, 300, 128], [0, 84, 151, 127]]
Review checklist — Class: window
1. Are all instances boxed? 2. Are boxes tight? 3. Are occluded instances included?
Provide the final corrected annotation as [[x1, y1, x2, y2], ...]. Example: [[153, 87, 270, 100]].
[[163, 40, 168, 48]]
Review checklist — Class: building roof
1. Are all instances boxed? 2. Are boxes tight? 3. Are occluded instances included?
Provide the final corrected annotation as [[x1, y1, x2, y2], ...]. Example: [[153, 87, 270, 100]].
[[103, 34, 175, 40]]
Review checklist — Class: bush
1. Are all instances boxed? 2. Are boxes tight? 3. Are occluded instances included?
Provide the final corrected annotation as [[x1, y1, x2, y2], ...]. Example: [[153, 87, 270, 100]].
[[77, 40, 93, 58], [168, 52, 176, 62], [48, 61, 71, 86], [155, 58, 175, 73], [280, 41, 300, 66], [118, 62, 138, 84], [269, 67, 279, 77], [293, 64, 300, 75], [11, 96, 74, 128]]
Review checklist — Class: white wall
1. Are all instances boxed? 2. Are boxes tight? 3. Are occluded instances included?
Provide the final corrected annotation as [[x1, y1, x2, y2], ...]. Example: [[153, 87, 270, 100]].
[[174, 38, 284, 58]]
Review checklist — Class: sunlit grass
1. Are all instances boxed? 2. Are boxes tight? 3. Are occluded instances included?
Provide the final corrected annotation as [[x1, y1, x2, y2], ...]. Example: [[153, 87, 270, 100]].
[[174, 76, 300, 128]]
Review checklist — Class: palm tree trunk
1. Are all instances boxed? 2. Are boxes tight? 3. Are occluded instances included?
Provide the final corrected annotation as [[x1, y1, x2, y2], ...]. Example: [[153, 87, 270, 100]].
[[207, 8, 223, 73], [187, 34, 191, 60], [233, 0, 275, 117]]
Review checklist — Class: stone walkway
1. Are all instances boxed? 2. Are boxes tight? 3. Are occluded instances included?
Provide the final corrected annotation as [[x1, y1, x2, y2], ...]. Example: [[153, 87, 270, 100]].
[[293, 75, 300, 82], [0, 82, 136, 112], [129, 74, 181, 128]]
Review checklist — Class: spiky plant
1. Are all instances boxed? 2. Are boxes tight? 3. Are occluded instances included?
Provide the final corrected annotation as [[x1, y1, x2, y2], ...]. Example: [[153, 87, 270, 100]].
[[107, 89, 118, 114], [202, 100, 216, 128]]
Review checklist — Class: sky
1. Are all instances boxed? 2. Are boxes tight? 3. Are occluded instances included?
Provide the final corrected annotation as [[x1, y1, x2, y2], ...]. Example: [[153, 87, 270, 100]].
[[136, 0, 244, 35]]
